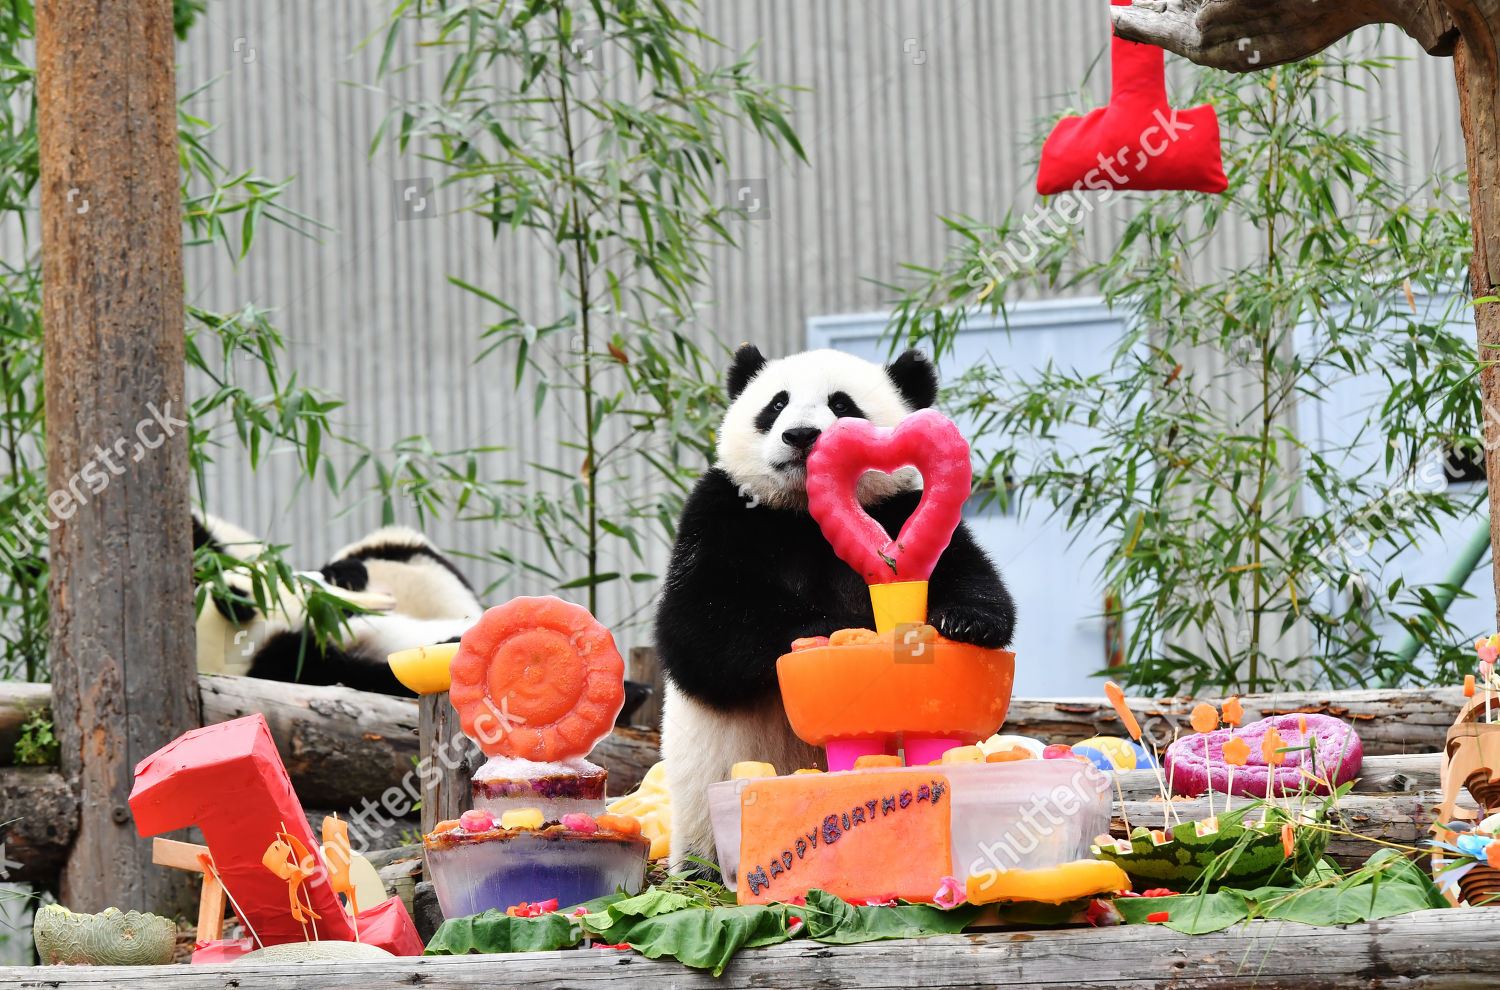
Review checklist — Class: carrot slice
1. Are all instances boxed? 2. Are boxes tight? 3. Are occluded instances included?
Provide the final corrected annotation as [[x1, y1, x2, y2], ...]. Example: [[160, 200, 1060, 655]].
[[1104, 680, 1142, 741], [449, 596, 625, 760]]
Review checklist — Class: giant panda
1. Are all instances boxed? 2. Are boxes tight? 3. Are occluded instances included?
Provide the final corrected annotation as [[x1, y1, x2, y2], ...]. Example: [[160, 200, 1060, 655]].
[[194, 515, 483, 696], [655, 345, 1017, 873]]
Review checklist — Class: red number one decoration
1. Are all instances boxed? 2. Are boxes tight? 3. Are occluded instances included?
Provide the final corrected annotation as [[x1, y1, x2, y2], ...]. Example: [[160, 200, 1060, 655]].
[[1037, 0, 1227, 195], [131, 715, 424, 957], [129, 714, 357, 947]]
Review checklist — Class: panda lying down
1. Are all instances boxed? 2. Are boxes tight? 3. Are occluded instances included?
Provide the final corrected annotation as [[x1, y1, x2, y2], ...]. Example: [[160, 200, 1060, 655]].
[[193, 516, 483, 697], [655, 345, 1017, 872]]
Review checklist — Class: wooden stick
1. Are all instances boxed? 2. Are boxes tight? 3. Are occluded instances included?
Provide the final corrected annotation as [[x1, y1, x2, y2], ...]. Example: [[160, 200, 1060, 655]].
[[151, 838, 226, 942]]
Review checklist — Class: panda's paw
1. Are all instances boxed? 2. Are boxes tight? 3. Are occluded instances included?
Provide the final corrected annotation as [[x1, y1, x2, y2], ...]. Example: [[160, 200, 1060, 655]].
[[930, 605, 1011, 649]]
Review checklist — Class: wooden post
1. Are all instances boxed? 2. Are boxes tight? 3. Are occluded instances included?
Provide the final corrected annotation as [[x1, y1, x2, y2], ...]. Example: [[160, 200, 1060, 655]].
[[1456, 34, 1500, 632], [627, 645, 663, 730], [418, 693, 481, 838], [36, 0, 198, 912]]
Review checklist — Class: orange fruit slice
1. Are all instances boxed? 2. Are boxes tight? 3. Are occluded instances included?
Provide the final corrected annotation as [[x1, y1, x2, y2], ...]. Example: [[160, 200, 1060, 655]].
[[449, 596, 625, 761]]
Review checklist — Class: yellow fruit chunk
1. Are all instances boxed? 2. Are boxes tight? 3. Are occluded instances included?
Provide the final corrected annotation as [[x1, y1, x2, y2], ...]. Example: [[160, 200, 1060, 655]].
[[500, 808, 544, 830], [853, 755, 903, 769], [731, 761, 777, 779], [793, 767, 825, 775], [608, 761, 672, 860], [828, 627, 882, 646], [966, 859, 1131, 905], [386, 642, 461, 695], [940, 745, 984, 764]]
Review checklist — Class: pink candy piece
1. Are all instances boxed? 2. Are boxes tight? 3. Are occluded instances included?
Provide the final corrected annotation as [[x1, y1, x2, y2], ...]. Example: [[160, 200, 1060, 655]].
[[805, 409, 972, 584], [459, 809, 496, 832], [560, 813, 599, 833]]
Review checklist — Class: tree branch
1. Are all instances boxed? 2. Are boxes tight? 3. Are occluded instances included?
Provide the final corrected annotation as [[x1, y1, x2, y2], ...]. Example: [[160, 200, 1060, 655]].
[[1110, 0, 1458, 72]]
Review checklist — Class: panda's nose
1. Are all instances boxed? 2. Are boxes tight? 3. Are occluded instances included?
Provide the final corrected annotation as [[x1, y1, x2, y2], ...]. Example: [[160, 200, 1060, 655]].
[[782, 427, 820, 451]]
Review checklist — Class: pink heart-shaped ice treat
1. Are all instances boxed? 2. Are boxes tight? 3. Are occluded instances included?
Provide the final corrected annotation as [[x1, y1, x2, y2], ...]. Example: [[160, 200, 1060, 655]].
[[805, 409, 972, 583]]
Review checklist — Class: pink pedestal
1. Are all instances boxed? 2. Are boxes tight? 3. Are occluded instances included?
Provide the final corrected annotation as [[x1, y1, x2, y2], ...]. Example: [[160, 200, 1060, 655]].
[[826, 736, 963, 769], [903, 736, 961, 767], [826, 738, 887, 771]]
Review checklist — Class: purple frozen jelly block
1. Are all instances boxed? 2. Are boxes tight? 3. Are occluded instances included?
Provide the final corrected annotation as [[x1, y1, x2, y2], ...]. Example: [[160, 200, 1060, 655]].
[[1164, 713, 1362, 798], [425, 831, 649, 919]]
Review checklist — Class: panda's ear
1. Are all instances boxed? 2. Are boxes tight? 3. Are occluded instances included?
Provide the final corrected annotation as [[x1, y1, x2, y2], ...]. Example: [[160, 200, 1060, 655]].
[[725, 343, 767, 401], [885, 348, 939, 410]]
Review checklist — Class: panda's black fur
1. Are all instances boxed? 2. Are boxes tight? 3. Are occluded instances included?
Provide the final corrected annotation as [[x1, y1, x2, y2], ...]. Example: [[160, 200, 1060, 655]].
[[655, 344, 1015, 872], [656, 470, 1012, 709], [193, 516, 482, 698]]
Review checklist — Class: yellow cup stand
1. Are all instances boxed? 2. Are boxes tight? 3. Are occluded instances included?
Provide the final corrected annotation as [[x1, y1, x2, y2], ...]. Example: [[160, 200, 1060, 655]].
[[869, 580, 929, 633]]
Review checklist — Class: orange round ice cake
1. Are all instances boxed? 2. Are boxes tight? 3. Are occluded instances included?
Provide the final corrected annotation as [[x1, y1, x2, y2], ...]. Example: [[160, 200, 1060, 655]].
[[776, 636, 1014, 746], [449, 596, 625, 761]]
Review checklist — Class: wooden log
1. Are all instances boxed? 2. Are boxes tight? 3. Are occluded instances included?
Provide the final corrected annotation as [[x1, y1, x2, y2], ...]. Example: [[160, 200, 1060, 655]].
[[38, 0, 197, 915], [419, 692, 481, 836], [600, 726, 660, 796], [200, 673, 421, 812], [2, 675, 662, 812], [1003, 687, 1463, 756], [0, 766, 78, 886], [2, 907, 1497, 988], [0, 681, 50, 762]]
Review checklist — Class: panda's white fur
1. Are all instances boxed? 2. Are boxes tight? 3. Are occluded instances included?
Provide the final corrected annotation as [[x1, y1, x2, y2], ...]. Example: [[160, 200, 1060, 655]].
[[661, 686, 824, 877], [326, 526, 484, 622], [717, 348, 919, 511], [194, 514, 481, 692]]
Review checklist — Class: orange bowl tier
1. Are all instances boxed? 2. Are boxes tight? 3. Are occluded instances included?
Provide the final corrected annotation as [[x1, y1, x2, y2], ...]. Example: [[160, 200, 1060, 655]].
[[776, 640, 1015, 746]]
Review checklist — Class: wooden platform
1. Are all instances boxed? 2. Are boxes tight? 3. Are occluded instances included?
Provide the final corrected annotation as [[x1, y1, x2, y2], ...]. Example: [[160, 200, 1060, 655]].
[[4, 907, 1499, 988]]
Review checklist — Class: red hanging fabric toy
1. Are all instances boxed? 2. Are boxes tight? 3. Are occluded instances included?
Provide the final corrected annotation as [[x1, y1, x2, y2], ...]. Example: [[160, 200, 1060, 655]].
[[1037, 0, 1226, 195]]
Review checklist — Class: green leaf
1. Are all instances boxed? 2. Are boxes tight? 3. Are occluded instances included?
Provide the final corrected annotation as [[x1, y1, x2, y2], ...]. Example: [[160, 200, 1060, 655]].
[[580, 893, 793, 978], [424, 909, 582, 955], [799, 889, 979, 943]]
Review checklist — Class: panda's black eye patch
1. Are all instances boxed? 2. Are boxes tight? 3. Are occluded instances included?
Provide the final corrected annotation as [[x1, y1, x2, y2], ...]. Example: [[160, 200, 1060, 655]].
[[754, 391, 789, 432], [828, 391, 866, 420]]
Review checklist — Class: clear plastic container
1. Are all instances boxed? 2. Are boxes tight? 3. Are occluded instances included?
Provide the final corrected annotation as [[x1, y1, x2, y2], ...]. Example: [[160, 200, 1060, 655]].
[[708, 760, 1111, 887], [425, 829, 649, 918]]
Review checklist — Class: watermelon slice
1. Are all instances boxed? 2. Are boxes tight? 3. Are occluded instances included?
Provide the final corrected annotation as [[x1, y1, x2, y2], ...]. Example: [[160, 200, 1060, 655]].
[[1092, 805, 1329, 891]]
